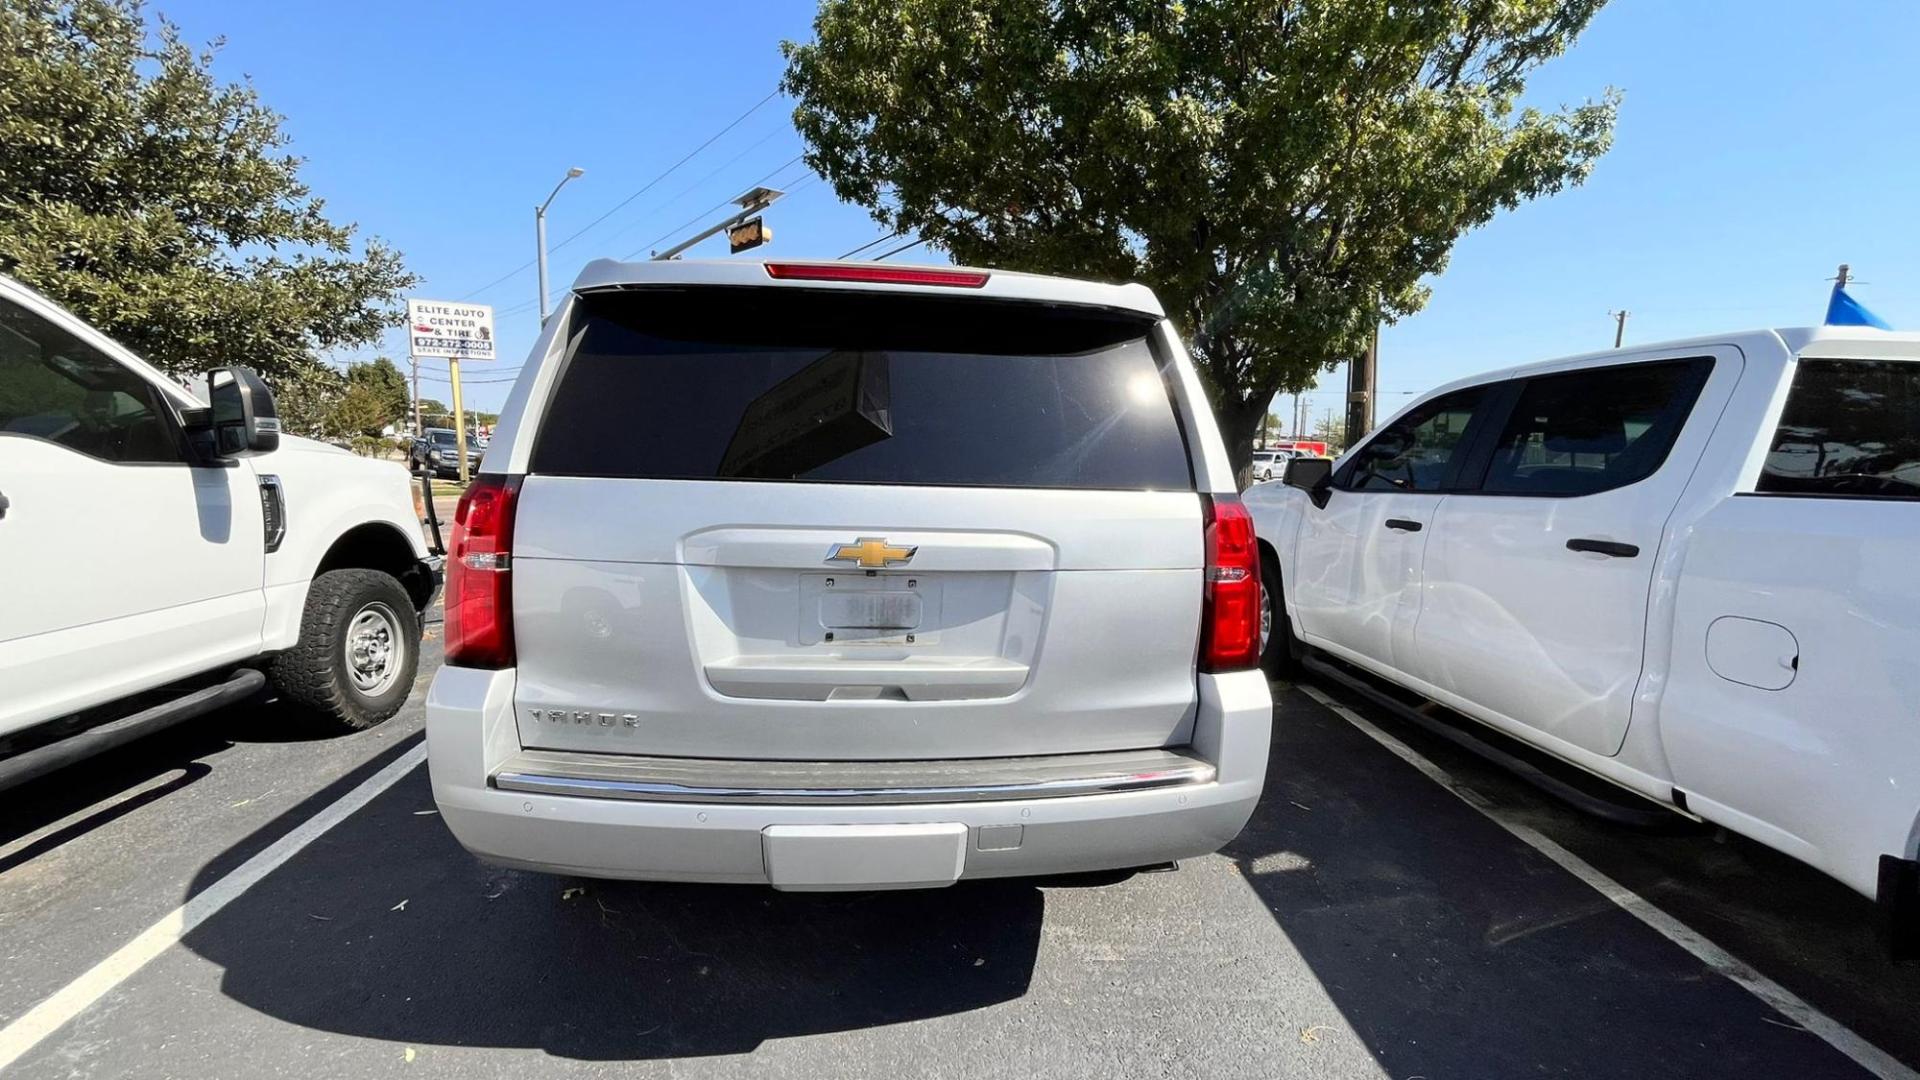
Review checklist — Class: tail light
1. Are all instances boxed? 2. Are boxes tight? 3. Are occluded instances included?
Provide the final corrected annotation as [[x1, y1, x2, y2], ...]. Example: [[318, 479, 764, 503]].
[[1199, 494, 1262, 672], [445, 474, 520, 668]]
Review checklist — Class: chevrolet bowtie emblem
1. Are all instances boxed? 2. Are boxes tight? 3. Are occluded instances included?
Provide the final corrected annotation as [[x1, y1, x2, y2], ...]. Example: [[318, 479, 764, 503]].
[[827, 537, 917, 569]]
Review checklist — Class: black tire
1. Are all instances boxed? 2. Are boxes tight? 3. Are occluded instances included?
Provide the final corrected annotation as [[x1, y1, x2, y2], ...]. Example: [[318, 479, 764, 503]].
[[1258, 548, 1301, 680], [269, 569, 421, 731]]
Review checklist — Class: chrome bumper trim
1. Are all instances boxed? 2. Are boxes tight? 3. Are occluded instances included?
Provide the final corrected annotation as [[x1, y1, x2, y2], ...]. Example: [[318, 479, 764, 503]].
[[492, 747, 1215, 805]]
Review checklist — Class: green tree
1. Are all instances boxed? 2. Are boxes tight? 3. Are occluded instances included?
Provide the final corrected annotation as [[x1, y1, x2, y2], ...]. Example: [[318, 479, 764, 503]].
[[327, 380, 395, 444], [1312, 413, 1348, 455], [1256, 411, 1283, 448], [783, 0, 1616, 471], [346, 356, 409, 431], [0, 0, 416, 432], [416, 398, 451, 428], [278, 364, 345, 436]]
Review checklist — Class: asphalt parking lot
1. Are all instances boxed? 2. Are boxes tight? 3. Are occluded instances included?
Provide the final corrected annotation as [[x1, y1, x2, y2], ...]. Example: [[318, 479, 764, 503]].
[[3, 619, 1916, 1079]]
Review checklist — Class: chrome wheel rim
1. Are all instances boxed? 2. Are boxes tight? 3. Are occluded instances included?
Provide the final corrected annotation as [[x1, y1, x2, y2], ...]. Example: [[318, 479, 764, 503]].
[[1258, 579, 1273, 656], [346, 601, 403, 696]]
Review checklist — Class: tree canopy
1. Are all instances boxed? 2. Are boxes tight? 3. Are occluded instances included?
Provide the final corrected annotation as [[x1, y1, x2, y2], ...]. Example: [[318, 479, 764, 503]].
[[0, 0, 415, 430], [346, 356, 410, 430], [783, 0, 1617, 467]]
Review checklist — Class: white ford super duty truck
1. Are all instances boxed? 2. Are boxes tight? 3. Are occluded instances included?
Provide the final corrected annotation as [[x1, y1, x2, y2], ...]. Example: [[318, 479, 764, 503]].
[[1245, 326, 1920, 951], [0, 275, 440, 790]]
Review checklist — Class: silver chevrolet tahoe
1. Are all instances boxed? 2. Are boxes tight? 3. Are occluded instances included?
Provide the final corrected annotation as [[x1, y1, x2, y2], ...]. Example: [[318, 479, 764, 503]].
[[424, 258, 1272, 890]]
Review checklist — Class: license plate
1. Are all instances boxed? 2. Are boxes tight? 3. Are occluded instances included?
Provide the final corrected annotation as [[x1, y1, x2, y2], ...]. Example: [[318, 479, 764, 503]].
[[798, 574, 942, 645], [821, 591, 922, 630]]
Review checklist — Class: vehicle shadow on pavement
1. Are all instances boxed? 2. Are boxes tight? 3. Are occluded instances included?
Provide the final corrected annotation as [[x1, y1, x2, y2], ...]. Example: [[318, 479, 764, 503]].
[[179, 768, 1043, 1061], [0, 694, 376, 871], [1, 761, 212, 876], [1222, 685, 1879, 1080]]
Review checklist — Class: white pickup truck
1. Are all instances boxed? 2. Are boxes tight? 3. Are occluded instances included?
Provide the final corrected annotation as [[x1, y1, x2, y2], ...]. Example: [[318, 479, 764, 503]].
[[0, 275, 440, 790], [1246, 326, 1920, 949]]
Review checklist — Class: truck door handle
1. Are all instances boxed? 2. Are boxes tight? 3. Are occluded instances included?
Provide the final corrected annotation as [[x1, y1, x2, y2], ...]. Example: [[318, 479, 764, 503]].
[[1384, 518, 1423, 532], [0, 489, 9, 520], [1567, 538, 1638, 558]]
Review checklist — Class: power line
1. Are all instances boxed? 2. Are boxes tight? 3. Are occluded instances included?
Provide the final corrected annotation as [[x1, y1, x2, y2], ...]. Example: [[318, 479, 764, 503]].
[[871, 235, 927, 261], [452, 258, 539, 305], [418, 373, 521, 385], [545, 88, 781, 257], [415, 363, 521, 375], [837, 230, 902, 260], [414, 364, 523, 381], [625, 155, 809, 259], [453, 88, 780, 301], [598, 129, 785, 249], [476, 160, 805, 312]]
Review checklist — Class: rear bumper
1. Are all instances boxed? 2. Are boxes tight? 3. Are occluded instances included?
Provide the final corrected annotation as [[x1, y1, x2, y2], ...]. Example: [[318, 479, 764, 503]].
[[425, 667, 1271, 888]]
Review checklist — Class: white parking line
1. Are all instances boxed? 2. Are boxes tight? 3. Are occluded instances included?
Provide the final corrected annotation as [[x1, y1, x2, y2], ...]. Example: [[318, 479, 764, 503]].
[[1298, 684, 1918, 1080], [0, 740, 429, 1073]]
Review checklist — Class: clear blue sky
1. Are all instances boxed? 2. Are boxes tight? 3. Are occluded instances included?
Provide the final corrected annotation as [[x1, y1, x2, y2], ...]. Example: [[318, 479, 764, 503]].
[[158, 0, 1920, 420]]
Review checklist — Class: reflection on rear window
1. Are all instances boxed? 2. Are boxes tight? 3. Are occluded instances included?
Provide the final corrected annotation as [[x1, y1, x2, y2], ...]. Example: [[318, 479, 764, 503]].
[[531, 288, 1193, 490], [1759, 358, 1920, 499]]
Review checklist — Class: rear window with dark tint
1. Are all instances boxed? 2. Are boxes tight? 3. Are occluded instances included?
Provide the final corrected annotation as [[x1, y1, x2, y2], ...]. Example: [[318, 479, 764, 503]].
[[1758, 358, 1920, 499], [531, 287, 1193, 490]]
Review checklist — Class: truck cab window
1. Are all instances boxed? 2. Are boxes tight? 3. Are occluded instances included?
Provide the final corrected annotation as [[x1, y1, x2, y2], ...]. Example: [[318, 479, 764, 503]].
[[1479, 357, 1710, 497], [1758, 357, 1920, 499], [1340, 387, 1486, 492], [0, 299, 183, 465]]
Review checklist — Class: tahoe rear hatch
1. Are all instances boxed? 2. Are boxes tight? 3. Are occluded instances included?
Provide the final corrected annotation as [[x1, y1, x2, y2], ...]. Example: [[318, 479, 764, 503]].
[[508, 284, 1204, 761]]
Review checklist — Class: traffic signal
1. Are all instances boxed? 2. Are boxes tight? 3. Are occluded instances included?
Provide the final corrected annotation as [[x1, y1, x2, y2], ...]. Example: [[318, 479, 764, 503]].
[[728, 217, 771, 254]]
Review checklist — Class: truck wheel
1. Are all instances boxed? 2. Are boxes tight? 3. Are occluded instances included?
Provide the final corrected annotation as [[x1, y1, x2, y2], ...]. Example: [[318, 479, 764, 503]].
[[1259, 549, 1300, 680], [270, 569, 420, 731]]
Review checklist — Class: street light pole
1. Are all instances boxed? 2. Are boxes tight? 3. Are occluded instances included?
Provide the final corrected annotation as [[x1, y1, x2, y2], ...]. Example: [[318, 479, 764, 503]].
[[535, 167, 585, 324]]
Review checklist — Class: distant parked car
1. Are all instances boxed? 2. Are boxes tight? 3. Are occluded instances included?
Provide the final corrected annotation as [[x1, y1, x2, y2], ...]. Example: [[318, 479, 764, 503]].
[[1245, 325, 1920, 946], [409, 427, 482, 478]]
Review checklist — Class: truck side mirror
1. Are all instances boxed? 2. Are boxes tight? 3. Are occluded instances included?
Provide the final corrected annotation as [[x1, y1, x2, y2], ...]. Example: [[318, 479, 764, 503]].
[[195, 367, 280, 456], [1284, 456, 1334, 507]]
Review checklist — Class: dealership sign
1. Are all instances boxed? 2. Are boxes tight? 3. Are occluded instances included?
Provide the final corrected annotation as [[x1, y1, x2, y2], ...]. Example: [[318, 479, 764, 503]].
[[406, 299, 496, 361]]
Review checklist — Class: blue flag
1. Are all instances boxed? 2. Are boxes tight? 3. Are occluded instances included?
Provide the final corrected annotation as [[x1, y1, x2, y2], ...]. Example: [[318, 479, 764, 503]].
[[1825, 284, 1892, 329]]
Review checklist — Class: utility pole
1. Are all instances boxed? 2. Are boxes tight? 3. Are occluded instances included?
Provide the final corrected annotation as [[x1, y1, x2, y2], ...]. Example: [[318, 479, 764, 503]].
[[1609, 309, 1629, 349], [535, 167, 586, 325], [1344, 324, 1380, 444], [409, 357, 423, 437], [1835, 263, 1852, 289], [450, 357, 469, 484]]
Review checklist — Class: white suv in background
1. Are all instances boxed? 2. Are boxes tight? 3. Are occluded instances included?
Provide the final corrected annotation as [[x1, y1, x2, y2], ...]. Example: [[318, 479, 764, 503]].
[[425, 259, 1272, 890], [1245, 328, 1920, 941]]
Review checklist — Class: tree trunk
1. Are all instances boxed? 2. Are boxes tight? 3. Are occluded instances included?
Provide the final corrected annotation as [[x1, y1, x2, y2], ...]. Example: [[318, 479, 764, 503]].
[[1215, 397, 1270, 490]]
